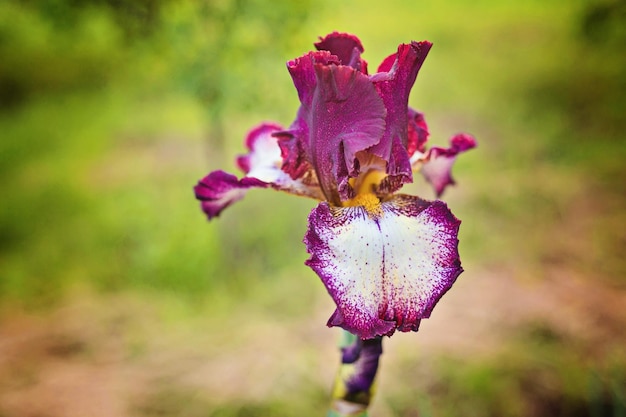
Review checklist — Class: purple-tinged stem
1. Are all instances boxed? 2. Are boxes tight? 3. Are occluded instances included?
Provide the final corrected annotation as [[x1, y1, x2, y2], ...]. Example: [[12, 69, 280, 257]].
[[328, 331, 383, 417]]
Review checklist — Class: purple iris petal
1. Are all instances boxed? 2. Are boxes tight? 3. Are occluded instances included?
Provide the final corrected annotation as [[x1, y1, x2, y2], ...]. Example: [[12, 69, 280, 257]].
[[377, 52, 397, 74], [311, 64, 387, 203], [421, 133, 477, 197], [315, 31, 368, 73], [282, 51, 386, 205], [274, 130, 311, 180], [287, 51, 340, 111], [278, 51, 341, 179], [194, 122, 326, 220], [407, 107, 429, 156], [304, 194, 463, 339], [194, 171, 268, 220], [368, 41, 432, 195]]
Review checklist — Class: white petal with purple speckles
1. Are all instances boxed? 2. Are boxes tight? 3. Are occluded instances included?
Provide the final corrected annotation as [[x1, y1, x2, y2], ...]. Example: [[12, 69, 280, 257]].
[[305, 195, 462, 339], [195, 124, 326, 220], [238, 123, 324, 198]]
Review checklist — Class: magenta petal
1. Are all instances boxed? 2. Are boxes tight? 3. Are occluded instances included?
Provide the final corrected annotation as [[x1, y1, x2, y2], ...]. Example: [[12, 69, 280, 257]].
[[281, 51, 341, 174], [421, 133, 477, 197], [274, 131, 311, 180], [287, 51, 340, 110], [449, 132, 477, 152], [369, 41, 433, 193], [309, 64, 387, 204], [304, 195, 463, 339], [377, 52, 396, 73], [315, 31, 368, 73], [234, 122, 325, 200], [194, 171, 268, 220], [407, 107, 429, 156]]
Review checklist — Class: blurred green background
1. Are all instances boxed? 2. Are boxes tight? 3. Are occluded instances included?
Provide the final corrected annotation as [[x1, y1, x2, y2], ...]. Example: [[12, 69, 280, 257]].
[[1, 0, 625, 416]]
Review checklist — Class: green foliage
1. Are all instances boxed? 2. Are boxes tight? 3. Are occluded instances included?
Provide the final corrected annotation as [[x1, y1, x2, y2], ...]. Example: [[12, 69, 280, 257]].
[[135, 387, 329, 417], [0, 2, 125, 106], [384, 322, 626, 417], [0, 0, 321, 307]]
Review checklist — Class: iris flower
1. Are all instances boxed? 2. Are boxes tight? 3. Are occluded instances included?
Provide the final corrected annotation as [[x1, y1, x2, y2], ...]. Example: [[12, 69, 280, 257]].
[[194, 32, 475, 340]]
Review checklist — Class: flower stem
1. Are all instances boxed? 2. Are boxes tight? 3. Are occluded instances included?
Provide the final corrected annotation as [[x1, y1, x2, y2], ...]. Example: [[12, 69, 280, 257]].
[[327, 331, 383, 417]]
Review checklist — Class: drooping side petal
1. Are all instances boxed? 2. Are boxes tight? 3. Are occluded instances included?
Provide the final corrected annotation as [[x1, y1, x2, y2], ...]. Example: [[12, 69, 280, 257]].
[[369, 41, 433, 194], [315, 31, 368, 73], [309, 64, 387, 204], [194, 171, 267, 220], [304, 194, 462, 339], [418, 133, 477, 197], [237, 122, 324, 199], [195, 123, 325, 220]]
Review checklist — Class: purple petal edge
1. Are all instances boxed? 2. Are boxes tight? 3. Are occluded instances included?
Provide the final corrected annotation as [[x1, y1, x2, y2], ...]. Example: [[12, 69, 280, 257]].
[[369, 41, 432, 194], [315, 31, 368, 73], [304, 195, 463, 339], [194, 170, 267, 220], [309, 63, 387, 203]]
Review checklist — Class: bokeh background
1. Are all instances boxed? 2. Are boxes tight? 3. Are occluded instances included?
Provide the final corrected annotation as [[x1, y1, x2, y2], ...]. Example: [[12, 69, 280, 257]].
[[1, 0, 625, 416]]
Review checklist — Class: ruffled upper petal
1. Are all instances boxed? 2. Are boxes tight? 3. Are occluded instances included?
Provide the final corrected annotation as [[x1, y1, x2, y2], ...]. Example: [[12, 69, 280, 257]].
[[278, 49, 386, 205], [284, 38, 448, 204], [416, 133, 477, 197], [280, 51, 341, 181], [287, 51, 340, 112], [315, 31, 368, 73], [368, 41, 432, 195], [304, 194, 463, 339], [311, 64, 387, 204]]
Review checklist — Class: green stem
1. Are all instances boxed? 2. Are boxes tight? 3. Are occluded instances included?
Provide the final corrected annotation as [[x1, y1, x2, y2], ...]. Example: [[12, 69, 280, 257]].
[[327, 331, 383, 417]]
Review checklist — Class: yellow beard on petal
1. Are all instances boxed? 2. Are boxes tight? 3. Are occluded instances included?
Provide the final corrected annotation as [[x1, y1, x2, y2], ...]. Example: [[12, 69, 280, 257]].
[[344, 170, 386, 217], [344, 193, 383, 217]]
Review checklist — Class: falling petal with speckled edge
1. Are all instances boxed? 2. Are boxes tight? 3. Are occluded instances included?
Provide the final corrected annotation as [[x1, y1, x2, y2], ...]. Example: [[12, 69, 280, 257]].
[[304, 194, 462, 339]]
